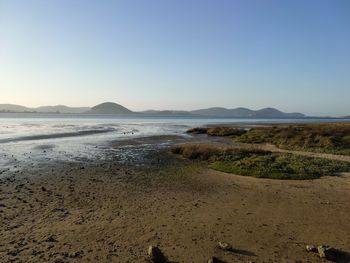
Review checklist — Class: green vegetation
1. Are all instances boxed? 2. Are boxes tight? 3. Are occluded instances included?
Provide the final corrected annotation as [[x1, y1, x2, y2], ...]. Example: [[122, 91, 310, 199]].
[[186, 127, 208, 134], [187, 126, 247, 137], [209, 153, 349, 180], [171, 144, 224, 160], [236, 123, 350, 155], [171, 144, 350, 180], [186, 123, 350, 155]]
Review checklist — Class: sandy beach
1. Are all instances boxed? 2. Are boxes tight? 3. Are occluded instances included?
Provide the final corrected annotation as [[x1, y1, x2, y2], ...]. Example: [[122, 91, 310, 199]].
[[1, 135, 350, 263]]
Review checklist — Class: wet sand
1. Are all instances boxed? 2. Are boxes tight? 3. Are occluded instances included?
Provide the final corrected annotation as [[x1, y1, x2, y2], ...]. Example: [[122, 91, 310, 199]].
[[0, 128, 116, 144], [1, 138, 350, 262]]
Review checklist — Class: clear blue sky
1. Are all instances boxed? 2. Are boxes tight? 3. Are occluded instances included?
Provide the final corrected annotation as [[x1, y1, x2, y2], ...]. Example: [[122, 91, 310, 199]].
[[0, 0, 349, 116]]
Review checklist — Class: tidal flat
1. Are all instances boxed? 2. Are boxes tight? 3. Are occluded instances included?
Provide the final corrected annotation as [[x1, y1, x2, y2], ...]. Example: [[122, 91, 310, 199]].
[[1, 121, 350, 262]]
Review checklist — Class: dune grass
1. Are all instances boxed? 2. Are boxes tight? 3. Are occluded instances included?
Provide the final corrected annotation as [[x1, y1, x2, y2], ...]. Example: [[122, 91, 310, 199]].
[[236, 123, 350, 155], [171, 144, 350, 180]]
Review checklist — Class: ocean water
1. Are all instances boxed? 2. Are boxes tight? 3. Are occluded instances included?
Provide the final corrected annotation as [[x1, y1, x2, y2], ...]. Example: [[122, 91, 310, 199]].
[[0, 114, 349, 174]]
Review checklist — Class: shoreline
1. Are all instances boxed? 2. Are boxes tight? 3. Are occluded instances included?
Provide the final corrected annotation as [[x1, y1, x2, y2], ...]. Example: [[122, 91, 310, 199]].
[[1, 125, 350, 262]]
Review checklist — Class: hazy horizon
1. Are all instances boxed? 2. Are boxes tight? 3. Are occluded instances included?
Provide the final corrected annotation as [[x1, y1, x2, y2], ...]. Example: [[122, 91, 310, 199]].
[[0, 101, 348, 117], [1, 0, 350, 116]]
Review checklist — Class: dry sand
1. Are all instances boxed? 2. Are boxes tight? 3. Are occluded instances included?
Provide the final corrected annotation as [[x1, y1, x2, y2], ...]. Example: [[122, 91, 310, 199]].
[[1, 148, 350, 263]]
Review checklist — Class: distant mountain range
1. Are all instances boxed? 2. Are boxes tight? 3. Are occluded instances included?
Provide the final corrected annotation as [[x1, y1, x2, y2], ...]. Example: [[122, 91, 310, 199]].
[[0, 102, 307, 118], [0, 104, 89, 114], [189, 107, 304, 118]]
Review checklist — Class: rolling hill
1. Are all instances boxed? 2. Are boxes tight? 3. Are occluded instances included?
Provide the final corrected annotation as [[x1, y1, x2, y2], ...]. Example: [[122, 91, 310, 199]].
[[190, 107, 304, 118], [140, 110, 191, 116], [35, 105, 90, 114], [0, 104, 33, 112], [0, 104, 90, 114], [190, 107, 255, 117], [86, 102, 133, 115], [254, 107, 305, 118], [0, 103, 306, 118]]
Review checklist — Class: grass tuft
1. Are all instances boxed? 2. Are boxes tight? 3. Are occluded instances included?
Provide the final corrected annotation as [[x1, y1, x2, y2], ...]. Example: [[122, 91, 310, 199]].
[[236, 123, 350, 155], [171, 144, 222, 160], [186, 126, 247, 137], [171, 143, 350, 180]]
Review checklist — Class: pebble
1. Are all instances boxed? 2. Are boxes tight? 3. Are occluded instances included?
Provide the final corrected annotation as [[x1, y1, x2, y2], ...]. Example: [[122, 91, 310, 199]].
[[147, 245, 168, 263], [306, 245, 317, 252], [218, 241, 233, 251]]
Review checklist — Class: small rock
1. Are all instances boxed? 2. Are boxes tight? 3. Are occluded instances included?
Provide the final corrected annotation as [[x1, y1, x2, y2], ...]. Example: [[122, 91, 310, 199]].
[[41, 186, 47, 192], [208, 257, 223, 263], [45, 235, 58, 242], [317, 245, 343, 260], [32, 250, 41, 256], [306, 245, 317, 252], [7, 249, 19, 256], [69, 251, 82, 258], [318, 245, 329, 258], [51, 208, 65, 212], [218, 241, 233, 251], [147, 245, 168, 263]]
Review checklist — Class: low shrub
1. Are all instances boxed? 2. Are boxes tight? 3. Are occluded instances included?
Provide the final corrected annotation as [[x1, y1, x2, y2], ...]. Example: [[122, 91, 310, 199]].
[[206, 127, 247, 137], [236, 123, 350, 155], [171, 143, 350, 179], [171, 144, 222, 160], [186, 126, 246, 137], [186, 127, 208, 134]]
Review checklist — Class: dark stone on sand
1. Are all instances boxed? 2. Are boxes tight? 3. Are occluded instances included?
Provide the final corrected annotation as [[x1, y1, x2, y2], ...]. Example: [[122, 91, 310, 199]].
[[7, 249, 19, 256], [208, 256, 225, 263], [147, 245, 168, 263], [45, 235, 58, 242], [218, 241, 233, 251], [62, 251, 82, 258], [69, 251, 82, 258], [318, 245, 330, 258], [51, 207, 65, 212], [41, 186, 47, 192], [317, 245, 345, 260], [306, 245, 317, 252], [32, 249, 43, 256]]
